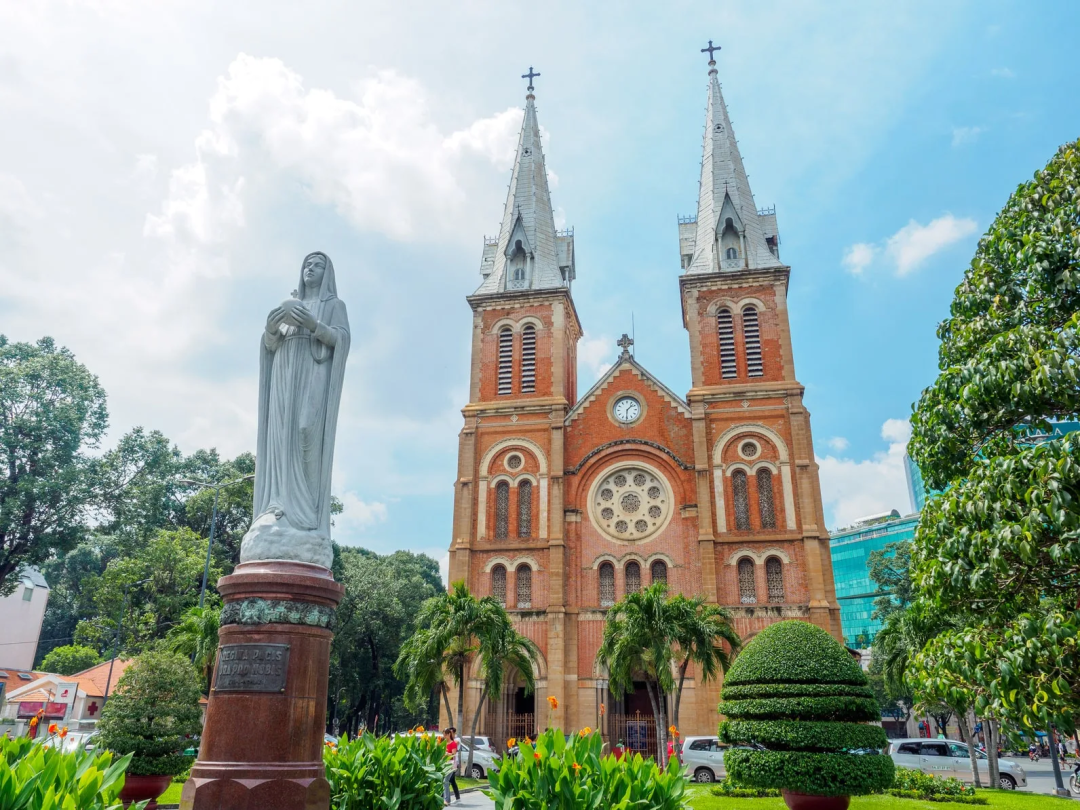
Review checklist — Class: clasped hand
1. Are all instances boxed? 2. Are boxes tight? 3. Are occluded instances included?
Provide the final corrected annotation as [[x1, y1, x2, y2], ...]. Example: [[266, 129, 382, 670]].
[[266, 299, 318, 334]]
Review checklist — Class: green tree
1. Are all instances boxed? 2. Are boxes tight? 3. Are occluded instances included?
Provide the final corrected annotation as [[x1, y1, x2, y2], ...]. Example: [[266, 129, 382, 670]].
[[669, 594, 740, 731], [96, 651, 202, 776], [0, 336, 107, 595], [168, 605, 220, 691], [39, 643, 101, 675], [596, 583, 680, 764], [866, 540, 913, 621], [909, 138, 1080, 733]]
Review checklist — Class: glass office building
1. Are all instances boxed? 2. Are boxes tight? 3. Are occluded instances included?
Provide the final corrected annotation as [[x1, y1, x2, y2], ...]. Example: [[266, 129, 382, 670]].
[[829, 511, 920, 648]]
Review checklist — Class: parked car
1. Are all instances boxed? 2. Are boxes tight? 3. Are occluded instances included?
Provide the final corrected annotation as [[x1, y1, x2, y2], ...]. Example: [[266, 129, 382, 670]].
[[888, 739, 1027, 789], [679, 735, 727, 783], [461, 735, 495, 753], [458, 740, 499, 779]]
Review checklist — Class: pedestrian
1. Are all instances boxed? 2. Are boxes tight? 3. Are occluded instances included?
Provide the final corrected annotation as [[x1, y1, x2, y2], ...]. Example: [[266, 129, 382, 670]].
[[443, 727, 461, 805], [1060, 740, 1068, 766], [612, 738, 626, 761]]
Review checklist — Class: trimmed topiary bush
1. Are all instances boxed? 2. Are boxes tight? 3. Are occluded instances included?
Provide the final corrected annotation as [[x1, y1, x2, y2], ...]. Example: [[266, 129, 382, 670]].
[[718, 620, 894, 798]]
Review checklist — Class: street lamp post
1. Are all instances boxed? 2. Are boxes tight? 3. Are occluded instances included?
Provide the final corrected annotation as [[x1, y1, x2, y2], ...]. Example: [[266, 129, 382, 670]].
[[102, 577, 151, 707], [179, 475, 255, 608]]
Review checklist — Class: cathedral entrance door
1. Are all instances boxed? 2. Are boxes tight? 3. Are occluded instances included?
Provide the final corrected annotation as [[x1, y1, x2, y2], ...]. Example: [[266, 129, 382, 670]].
[[607, 682, 658, 758]]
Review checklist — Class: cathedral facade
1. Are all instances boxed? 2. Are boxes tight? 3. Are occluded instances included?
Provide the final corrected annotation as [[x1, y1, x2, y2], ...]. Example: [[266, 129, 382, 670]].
[[446, 57, 841, 749]]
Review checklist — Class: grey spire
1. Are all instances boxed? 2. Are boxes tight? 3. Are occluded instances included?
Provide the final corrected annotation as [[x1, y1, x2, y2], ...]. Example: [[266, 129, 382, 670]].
[[682, 53, 781, 274], [476, 83, 574, 294]]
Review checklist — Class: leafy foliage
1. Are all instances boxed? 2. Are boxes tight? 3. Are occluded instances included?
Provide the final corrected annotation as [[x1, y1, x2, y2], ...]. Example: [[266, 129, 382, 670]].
[[39, 645, 101, 676], [890, 767, 975, 798], [95, 652, 202, 776], [866, 541, 914, 622], [167, 605, 220, 692], [719, 620, 894, 796], [0, 735, 147, 810], [709, 778, 780, 798], [485, 728, 688, 810], [0, 336, 107, 597], [323, 732, 448, 810]]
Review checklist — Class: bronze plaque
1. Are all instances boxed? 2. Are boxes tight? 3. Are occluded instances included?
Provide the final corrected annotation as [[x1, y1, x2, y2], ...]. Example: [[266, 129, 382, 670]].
[[214, 643, 290, 692]]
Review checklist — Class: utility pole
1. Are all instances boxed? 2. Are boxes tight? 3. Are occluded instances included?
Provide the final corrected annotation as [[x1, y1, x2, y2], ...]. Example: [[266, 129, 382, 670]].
[[180, 474, 255, 607]]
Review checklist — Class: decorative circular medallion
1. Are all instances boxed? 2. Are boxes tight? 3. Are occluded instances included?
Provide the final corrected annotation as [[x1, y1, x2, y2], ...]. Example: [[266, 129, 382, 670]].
[[739, 441, 760, 460], [589, 463, 673, 543], [505, 453, 523, 471]]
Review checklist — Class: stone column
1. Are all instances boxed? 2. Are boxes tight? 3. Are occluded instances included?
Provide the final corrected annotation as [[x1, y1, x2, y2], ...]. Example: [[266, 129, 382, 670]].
[[181, 561, 345, 810]]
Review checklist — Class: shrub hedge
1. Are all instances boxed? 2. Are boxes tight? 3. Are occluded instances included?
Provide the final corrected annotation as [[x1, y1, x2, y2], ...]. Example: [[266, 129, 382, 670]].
[[718, 620, 895, 797], [710, 778, 781, 798], [890, 767, 975, 798]]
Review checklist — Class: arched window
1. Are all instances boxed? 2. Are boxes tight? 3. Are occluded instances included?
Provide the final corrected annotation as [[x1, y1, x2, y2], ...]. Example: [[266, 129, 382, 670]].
[[725, 247, 738, 260], [742, 306, 763, 377], [738, 558, 757, 604], [756, 468, 776, 530], [521, 325, 536, 393], [732, 470, 751, 530], [492, 565, 507, 606], [599, 562, 615, 607], [650, 560, 667, 586], [717, 308, 737, 379], [766, 557, 785, 603], [497, 327, 513, 395], [516, 564, 532, 608], [494, 481, 510, 540], [625, 561, 641, 594], [517, 480, 533, 537]]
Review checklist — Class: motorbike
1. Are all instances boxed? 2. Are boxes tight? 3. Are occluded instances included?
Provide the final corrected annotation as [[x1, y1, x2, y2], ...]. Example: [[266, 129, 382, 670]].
[[1069, 760, 1079, 796]]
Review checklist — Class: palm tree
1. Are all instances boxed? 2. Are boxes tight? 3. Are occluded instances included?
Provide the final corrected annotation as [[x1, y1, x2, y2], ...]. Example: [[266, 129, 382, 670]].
[[669, 595, 740, 730], [167, 604, 220, 691], [597, 583, 678, 764], [394, 630, 464, 726]]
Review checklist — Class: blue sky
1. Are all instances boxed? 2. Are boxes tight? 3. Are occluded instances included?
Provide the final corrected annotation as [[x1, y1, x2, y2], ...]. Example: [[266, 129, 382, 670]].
[[1, 1, 1077, 573]]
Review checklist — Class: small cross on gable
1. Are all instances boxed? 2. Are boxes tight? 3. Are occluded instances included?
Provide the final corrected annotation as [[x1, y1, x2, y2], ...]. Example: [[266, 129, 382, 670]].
[[617, 333, 634, 358]]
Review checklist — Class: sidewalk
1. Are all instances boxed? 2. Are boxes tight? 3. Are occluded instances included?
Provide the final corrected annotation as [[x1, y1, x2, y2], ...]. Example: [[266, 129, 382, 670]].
[[450, 787, 495, 808]]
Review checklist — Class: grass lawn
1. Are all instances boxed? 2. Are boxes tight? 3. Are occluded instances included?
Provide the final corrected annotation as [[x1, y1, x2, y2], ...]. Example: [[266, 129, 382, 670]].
[[685, 787, 1076, 810], [158, 781, 184, 803]]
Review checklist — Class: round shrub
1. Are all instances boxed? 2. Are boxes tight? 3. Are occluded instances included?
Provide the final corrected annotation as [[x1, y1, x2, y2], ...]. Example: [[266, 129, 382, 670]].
[[718, 620, 894, 797], [96, 651, 203, 776]]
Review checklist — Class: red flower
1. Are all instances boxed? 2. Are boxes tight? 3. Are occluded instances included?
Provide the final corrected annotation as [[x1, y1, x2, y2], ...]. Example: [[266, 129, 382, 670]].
[[48, 723, 58, 735]]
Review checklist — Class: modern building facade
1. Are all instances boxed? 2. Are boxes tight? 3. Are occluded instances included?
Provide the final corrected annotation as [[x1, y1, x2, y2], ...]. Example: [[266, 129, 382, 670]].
[[445, 53, 841, 750], [829, 511, 918, 649]]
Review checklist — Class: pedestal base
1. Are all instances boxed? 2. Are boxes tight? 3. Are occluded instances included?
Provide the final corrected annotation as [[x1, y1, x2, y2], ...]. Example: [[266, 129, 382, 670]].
[[181, 561, 344, 810]]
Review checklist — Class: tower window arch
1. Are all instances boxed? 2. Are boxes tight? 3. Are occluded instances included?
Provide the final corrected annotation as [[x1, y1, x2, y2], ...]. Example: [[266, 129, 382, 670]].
[[516, 564, 532, 608], [509, 239, 527, 285], [650, 560, 667, 586], [766, 556, 785, 603], [517, 480, 533, 537], [492, 564, 507, 606], [494, 480, 510, 539], [738, 557, 757, 604], [725, 247, 738, 260], [756, 468, 776, 529], [521, 325, 536, 393], [625, 561, 641, 594], [717, 308, 737, 379], [599, 562, 615, 607], [732, 469, 751, 530], [497, 327, 513, 395], [742, 306, 763, 377]]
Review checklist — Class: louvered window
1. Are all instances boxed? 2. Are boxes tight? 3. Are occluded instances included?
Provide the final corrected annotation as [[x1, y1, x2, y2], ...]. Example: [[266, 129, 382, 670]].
[[492, 565, 507, 606], [757, 468, 776, 529], [497, 327, 513, 395], [516, 565, 532, 608], [517, 480, 532, 537], [625, 561, 641, 594], [738, 558, 757, 604], [766, 557, 785, 603], [732, 470, 751, 530], [521, 325, 536, 393], [495, 481, 510, 540], [650, 560, 667, 586], [599, 563, 615, 607], [717, 308, 736, 379], [742, 306, 763, 377]]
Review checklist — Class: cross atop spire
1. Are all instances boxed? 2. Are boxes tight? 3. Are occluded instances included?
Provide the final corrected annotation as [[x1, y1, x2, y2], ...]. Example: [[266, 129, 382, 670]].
[[522, 66, 540, 93], [617, 333, 634, 359], [701, 40, 721, 63]]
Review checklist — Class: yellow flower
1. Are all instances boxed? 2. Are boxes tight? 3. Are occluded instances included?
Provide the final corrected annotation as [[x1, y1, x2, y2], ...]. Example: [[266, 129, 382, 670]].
[[524, 736, 532, 745], [506, 737, 517, 748], [415, 725, 425, 733], [668, 725, 678, 736], [420, 732, 430, 741], [547, 696, 558, 710], [578, 727, 592, 737]]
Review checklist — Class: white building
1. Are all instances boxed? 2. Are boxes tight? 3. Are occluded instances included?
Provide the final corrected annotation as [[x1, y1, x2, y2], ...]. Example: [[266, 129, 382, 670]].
[[0, 568, 50, 671]]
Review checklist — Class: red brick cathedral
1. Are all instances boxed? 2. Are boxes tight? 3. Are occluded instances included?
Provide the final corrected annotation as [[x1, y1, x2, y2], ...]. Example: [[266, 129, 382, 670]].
[[446, 55, 841, 748]]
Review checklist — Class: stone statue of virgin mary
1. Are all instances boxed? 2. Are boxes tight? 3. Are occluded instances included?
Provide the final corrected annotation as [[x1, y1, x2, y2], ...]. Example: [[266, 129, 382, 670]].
[[240, 251, 350, 570]]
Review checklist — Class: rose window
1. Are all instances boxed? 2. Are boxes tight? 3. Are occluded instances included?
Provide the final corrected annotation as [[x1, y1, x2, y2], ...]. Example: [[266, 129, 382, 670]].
[[590, 465, 672, 542]]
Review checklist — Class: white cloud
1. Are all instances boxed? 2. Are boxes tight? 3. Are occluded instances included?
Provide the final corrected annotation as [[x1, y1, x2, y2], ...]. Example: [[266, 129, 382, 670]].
[[578, 332, 614, 383], [334, 491, 389, 540], [951, 125, 985, 147], [886, 214, 978, 276], [841, 242, 875, 275], [990, 67, 1015, 78], [818, 418, 912, 528], [439, 552, 450, 587], [826, 436, 849, 452]]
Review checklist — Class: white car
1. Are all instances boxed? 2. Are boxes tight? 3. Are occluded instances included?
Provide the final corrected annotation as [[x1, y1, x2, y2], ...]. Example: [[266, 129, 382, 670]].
[[679, 735, 727, 783], [888, 739, 1027, 789], [458, 740, 499, 779]]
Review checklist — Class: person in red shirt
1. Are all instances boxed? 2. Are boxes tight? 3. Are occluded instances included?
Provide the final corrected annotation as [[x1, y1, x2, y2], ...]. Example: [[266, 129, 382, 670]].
[[442, 727, 461, 805], [612, 738, 626, 760]]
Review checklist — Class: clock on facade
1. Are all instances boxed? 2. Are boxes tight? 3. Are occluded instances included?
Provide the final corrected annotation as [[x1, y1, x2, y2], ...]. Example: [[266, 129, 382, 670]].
[[613, 396, 641, 423]]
